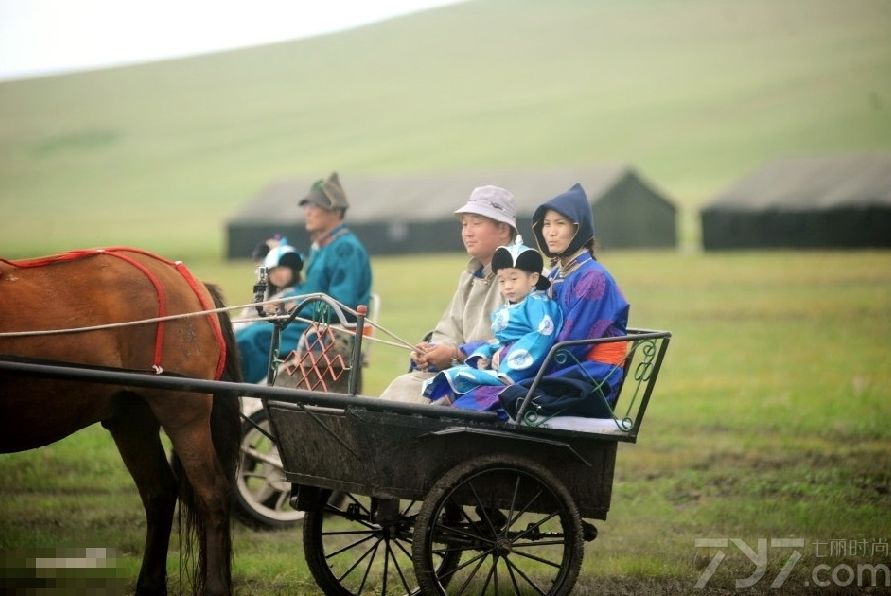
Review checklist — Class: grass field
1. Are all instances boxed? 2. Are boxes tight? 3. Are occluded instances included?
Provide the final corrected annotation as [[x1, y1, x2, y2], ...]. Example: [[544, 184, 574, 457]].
[[2, 0, 890, 256], [1, 0, 890, 592], [2, 250, 889, 594]]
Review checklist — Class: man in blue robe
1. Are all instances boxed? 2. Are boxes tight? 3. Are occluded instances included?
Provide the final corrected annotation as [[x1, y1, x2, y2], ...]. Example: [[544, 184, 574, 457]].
[[236, 173, 372, 383]]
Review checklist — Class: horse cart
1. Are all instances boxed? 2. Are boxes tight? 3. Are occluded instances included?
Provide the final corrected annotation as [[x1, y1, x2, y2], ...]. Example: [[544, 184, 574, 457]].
[[0, 251, 670, 595], [235, 293, 671, 594]]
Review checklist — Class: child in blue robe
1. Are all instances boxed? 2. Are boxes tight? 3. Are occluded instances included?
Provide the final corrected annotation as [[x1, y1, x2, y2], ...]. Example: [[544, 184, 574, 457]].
[[422, 238, 562, 414]]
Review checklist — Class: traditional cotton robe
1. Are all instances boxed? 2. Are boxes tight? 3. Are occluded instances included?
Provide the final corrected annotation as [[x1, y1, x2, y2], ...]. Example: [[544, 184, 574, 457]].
[[422, 290, 562, 406], [376, 259, 502, 403], [515, 253, 630, 411], [500, 183, 630, 419]]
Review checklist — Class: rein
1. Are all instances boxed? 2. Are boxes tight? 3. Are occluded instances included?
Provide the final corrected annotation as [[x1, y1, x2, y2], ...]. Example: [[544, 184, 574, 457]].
[[0, 248, 226, 378], [0, 292, 419, 353]]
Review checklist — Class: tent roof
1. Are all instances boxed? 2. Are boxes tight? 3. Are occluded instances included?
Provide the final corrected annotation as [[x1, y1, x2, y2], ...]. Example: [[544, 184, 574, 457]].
[[228, 165, 641, 224], [705, 154, 891, 212]]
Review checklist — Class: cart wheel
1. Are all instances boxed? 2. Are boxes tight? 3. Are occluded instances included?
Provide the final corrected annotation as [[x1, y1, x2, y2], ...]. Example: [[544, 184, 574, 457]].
[[303, 492, 460, 595], [412, 455, 584, 595], [234, 409, 303, 529]]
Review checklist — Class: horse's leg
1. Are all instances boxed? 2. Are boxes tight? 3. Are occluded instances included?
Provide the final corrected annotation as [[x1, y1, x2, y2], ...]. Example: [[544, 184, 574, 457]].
[[156, 397, 232, 596], [104, 398, 177, 596]]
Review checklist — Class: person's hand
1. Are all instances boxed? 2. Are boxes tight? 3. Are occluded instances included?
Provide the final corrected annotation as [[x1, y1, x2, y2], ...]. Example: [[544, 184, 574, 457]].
[[263, 296, 293, 316], [424, 343, 459, 371], [491, 351, 501, 370], [411, 342, 434, 371], [476, 358, 490, 370]]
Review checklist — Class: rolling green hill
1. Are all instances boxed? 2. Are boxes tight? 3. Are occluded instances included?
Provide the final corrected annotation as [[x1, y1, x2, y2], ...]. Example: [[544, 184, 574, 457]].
[[1, 0, 889, 257]]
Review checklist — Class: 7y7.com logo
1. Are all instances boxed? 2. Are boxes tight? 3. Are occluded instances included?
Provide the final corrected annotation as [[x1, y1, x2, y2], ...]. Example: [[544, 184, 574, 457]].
[[694, 538, 890, 589]]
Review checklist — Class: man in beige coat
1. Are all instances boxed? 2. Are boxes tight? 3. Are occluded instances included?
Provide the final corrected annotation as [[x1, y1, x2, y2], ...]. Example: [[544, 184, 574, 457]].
[[379, 185, 517, 402]]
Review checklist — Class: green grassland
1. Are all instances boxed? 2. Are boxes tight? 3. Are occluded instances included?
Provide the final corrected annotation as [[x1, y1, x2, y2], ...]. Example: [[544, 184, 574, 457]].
[[2, 0, 891, 593], [1, 0, 890, 256], [2, 250, 890, 594]]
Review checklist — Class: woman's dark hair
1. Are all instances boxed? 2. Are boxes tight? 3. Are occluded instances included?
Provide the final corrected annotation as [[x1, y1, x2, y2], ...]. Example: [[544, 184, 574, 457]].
[[277, 252, 303, 287], [586, 238, 598, 259], [267, 251, 304, 293]]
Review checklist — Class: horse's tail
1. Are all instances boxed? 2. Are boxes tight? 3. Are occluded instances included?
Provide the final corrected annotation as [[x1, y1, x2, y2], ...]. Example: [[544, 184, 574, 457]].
[[204, 282, 243, 484], [172, 283, 242, 594]]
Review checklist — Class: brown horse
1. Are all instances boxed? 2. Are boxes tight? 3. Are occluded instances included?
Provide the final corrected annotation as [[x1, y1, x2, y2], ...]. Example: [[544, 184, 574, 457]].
[[0, 248, 242, 596]]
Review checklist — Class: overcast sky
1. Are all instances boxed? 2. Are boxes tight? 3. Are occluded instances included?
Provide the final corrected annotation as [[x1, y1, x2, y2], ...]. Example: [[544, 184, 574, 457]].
[[0, 0, 462, 81]]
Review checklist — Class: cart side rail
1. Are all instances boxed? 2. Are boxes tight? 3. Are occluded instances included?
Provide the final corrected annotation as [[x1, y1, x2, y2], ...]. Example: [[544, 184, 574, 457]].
[[256, 292, 368, 394], [511, 327, 671, 442]]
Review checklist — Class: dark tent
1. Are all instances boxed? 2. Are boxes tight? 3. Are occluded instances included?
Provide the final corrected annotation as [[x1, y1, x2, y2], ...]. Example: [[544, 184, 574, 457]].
[[701, 154, 891, 250], [225, 166, 677, 258], [587, 167, 677, 251]]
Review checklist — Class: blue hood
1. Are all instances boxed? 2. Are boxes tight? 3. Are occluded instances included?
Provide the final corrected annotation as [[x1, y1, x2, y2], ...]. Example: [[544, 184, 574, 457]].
[[532, 183, 595, 258]]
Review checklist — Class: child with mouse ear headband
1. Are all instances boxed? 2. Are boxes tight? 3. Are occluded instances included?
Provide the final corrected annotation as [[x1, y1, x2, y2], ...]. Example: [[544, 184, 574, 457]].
[[421, 236, 563, 416]]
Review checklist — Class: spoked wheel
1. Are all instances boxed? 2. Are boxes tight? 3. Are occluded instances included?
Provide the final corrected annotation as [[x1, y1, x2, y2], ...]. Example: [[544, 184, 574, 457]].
[[412, 455, 584, 595], [303, 492, 461, 595], [234, 410, 303, 529]]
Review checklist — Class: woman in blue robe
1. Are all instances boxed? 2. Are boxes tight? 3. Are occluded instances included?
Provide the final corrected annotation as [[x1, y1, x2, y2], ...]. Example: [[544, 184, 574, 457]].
[[499, 183, 630, 420]]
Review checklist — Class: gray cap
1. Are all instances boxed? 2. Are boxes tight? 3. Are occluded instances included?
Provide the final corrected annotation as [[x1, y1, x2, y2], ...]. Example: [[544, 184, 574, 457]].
[[299, 172, 349, 211], [453, 185, 517, 229]]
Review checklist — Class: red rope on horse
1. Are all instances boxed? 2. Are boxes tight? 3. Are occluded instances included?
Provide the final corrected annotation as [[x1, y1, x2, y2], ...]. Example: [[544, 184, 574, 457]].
[[1, 247, 227, 379], [106, 251, 169, 374], [173, 261, 227, 379]]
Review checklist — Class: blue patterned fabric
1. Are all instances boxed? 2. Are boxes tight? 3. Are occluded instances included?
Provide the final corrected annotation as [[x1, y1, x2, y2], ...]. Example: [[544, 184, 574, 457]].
[[539, 253, 628, 404], [422, 291, 562, 406]]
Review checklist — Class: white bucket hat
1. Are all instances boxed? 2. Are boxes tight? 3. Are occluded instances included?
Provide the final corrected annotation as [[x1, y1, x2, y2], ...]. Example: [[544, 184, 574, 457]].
[[454, 185, 517, 230]]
